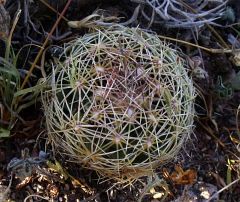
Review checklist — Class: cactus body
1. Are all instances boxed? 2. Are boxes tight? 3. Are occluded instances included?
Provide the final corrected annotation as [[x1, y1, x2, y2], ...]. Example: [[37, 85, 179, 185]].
[[42, 26, 195, 182]]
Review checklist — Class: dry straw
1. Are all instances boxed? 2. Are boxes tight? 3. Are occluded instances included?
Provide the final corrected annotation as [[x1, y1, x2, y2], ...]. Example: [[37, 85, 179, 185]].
[[132, 0, 227, 28], [42, 26, 195, 183]]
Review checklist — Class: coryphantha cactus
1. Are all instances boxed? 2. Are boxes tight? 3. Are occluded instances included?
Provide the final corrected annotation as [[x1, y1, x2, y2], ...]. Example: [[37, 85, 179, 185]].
[[41, 26, 195, 183]]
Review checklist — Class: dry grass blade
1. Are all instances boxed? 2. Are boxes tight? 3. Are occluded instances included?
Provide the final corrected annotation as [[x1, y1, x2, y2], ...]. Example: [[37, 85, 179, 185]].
[[133, 0, 228, 28], [20, 0, 73, 90], [39, 0, 69, 22]]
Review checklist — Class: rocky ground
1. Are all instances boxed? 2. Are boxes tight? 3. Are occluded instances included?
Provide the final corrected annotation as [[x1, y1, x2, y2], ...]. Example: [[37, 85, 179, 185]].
[[0, 0, 240, 201]]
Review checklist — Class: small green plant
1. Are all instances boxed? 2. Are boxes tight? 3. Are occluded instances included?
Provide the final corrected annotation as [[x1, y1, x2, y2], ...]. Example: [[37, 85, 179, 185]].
[[0, 10, 21, 135], [214, 71, 240, 99], [0, 10, 40, 135], [42, 26, 196, 183]]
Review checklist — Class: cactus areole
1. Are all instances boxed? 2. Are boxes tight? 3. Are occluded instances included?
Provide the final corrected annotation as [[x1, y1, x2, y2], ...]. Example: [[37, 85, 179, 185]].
[[42, 26, 195, 182]]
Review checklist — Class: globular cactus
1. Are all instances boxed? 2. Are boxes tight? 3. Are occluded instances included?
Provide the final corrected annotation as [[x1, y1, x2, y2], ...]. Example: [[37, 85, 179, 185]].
[[42, 26, 195, 182]]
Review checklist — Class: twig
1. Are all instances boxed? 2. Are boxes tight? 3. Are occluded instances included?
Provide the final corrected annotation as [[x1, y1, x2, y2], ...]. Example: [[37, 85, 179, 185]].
[[158, 34, 238, 54], [39, 0, 69, 22], [207, 178, 240, 202], [197, 119, 225, 148], [24, 194, 50, 202], [20, 0, 73, 89]]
